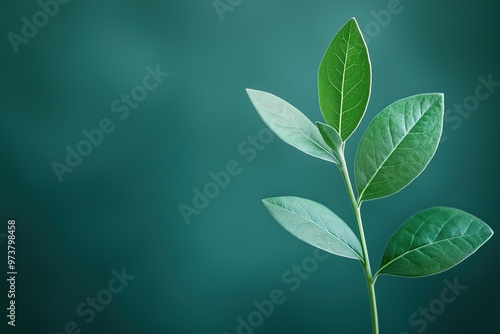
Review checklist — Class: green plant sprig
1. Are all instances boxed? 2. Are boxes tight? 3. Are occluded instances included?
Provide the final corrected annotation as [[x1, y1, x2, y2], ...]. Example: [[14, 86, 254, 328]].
[[246, 17, 493, 334]]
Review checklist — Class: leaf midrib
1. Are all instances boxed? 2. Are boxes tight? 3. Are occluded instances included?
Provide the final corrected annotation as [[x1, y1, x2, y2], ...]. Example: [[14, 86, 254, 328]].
[[326, 21, 353, 139], [338, 23, 352, 139]]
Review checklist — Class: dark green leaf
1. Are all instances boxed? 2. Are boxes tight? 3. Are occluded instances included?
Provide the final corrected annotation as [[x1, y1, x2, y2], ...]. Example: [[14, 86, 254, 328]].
[[376, 207, 493, 278], [318, 17, 371, 141], [247, 89, 337, 164], [262, 196, 362, 261], [355, 93, 444, 202]]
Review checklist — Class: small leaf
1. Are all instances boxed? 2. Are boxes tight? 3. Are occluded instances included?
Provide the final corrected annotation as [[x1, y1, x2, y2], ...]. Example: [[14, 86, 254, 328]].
[[355, 93, 444, 202], [262, 196, 362, 261], [246, 89, 337, 163], [316, 121, 343, 158], [318, 17, 371, 141], [376, 207, 494, 278]]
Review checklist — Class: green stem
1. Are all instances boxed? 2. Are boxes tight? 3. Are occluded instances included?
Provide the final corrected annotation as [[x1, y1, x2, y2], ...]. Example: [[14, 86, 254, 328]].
[[338, 149, 379, 334]]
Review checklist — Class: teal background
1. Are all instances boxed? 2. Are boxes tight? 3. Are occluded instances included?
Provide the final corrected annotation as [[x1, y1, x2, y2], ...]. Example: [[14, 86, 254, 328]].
[[1, 0, 499, 333]]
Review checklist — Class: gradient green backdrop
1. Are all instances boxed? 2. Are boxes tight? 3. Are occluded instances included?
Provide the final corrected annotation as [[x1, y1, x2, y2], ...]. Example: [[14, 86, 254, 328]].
[[1, 0, 499, 333]]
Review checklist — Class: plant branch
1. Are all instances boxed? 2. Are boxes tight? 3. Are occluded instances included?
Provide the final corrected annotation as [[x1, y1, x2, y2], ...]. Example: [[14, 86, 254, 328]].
[[338, 149, 379, 334]]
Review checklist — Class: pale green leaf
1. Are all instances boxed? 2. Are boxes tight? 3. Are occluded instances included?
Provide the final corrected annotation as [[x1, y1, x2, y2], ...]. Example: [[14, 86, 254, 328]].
[[263, 196, 362, 261], [246, 89, 337, 163]]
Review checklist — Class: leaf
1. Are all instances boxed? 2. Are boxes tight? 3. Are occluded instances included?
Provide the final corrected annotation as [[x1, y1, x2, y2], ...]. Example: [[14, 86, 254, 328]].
[[246, 89, 338, 164], [376, 207, 494, 278], [262, 196, 362, 261], [318, 17, 371, 141], [316, 121, 343, 158], [355, 93, 444, 202]]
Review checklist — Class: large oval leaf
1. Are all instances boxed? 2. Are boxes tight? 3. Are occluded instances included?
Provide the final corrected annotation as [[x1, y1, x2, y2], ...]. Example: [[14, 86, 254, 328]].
[[246, 89, 337, 164], [355, 93, 444, 202], [318, 17, 371, 141], [262, 196, 362, 261], [376, 207, 493, 278]]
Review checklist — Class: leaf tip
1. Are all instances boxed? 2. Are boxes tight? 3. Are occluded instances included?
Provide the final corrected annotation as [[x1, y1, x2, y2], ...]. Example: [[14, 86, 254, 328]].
[[429, 92, 444, 105], [435, 92, 444, 101], [347, 17, 363, 32], [315, 121, 327, 132], [261, 198, 273, 206], [261, 198, 272, 212], [486, 223, 494, 237]]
